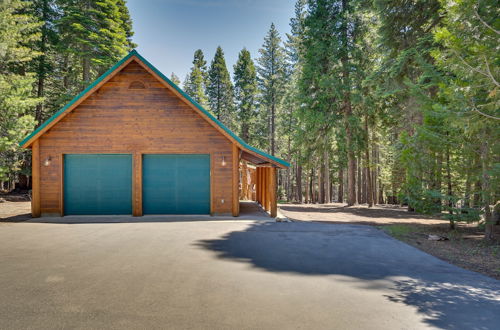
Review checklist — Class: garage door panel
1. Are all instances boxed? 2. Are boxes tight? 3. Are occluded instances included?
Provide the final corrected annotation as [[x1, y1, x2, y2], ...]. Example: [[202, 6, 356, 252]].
[[64, 154, 132, 215], [143, 154, 210, 214]]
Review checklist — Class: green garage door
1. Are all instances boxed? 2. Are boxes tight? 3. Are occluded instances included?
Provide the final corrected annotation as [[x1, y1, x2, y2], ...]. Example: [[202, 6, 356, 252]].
[[142, 154, 210, 214], [64, 154, 132, 215]]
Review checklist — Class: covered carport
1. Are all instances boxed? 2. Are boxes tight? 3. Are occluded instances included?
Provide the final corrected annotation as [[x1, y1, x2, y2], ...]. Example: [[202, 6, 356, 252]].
[[234, 148, 286, 218]]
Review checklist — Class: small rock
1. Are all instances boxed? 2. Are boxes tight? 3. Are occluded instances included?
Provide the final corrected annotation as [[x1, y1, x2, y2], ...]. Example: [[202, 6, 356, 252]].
[[428, 234, 449, 241], [0, 198, 6, 203]]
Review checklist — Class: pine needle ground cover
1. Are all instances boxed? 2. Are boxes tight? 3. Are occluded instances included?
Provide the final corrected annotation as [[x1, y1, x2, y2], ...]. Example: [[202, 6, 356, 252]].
[[383, 223, 500, 280]]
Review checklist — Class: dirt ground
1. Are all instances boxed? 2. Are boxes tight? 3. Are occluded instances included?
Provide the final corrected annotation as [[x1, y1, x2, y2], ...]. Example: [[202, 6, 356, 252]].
[[280, 203, 500, 280], [279, 203, 449, 226], [0, 194, 31, 222]]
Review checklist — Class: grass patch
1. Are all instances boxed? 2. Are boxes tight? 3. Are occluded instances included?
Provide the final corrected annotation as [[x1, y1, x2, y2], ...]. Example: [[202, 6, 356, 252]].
[[382, 224, 421, 238]]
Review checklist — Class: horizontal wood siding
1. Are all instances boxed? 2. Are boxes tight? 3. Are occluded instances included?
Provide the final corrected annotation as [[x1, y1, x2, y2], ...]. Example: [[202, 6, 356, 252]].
[[39, 60, 233, 215]]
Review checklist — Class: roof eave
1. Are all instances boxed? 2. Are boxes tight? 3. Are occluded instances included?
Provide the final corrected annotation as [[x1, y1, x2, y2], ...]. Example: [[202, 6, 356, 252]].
[[19, 50, 290, 168]]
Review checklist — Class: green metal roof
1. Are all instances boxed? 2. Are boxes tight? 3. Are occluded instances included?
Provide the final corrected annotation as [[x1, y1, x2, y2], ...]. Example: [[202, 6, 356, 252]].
[[20, 50, 290, 168]]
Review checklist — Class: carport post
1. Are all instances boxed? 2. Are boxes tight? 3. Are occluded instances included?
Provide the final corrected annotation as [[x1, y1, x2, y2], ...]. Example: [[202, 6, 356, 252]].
[[270, 167, 277, 218]]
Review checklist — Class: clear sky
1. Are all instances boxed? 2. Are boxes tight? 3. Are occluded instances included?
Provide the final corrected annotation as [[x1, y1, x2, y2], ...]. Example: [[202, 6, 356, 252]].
[[127, 0, 295, 82]]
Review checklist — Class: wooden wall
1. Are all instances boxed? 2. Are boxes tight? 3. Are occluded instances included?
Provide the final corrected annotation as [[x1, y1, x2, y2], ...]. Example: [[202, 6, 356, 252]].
[[37, 60, 234, 215]]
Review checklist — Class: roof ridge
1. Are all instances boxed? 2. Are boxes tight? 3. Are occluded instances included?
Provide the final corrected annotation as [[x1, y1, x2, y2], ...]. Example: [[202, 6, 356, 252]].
[[20, 50, 290, 168]]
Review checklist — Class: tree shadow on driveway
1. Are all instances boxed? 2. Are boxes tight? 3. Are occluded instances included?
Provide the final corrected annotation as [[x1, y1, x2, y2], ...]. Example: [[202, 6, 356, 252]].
[[195, 221, 500, 330]]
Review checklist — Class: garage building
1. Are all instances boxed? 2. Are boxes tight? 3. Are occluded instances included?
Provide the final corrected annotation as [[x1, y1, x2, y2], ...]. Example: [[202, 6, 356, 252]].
[[20, 50, 289, 217]]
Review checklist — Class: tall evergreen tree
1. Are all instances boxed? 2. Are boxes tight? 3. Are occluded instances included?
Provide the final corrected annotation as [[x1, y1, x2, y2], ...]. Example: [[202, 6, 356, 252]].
[[184, 49, 208, 106], [233, 48, 257, 142], [257, 23, 287, 156], [31, 0, 59, 124], [169, 72, 180, 86], [298, 0, 365, 205], [434, 0, 499, 238], [0, 0, 40, 185], [57, 0, 135, 85], [207, 46, 234, 128]]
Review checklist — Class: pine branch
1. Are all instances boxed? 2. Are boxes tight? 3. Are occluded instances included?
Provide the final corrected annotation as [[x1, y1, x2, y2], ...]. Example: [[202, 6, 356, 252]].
[[474, 2, 500, 35], [471, 103, 500, 120]]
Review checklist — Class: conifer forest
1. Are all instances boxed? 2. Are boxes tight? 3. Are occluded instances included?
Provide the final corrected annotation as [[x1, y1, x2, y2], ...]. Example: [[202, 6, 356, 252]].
[[1, 0, 498, 237]]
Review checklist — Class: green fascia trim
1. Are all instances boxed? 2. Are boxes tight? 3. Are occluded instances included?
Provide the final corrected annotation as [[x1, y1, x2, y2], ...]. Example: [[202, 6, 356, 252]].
[[20, 50, 290, 168]]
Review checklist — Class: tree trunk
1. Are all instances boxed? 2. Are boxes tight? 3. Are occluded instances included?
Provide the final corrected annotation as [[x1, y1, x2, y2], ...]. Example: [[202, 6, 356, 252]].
[[318, 163, 324, 203], [480, 140, 493, 240], [372, 130, 378, 205], [305, 169, 309, 203], [365, 118, 373, 207], [464, 169, 471, 208], [446, 143, 454, 229], [341, 0, 355, 206], [435, 150, 443, 210], [296, 164, 303, 203], [309, 168, 315, 203], [346, 139, 356, 206], [324, 149, 330, 204], [271, 103, 275, 156], [357, 158, 362, 204], [338, 167, 344, 203]]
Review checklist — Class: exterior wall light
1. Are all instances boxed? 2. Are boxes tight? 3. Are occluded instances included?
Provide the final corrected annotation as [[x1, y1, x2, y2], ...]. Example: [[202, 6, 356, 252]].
[[43, 156, 52, 167], [221, 156, 226, 166]]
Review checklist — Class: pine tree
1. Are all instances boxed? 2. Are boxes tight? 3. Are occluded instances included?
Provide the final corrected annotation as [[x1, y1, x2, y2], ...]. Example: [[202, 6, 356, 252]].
[[233, 48, 257, 142], [31, 0, 59, 124], [434, 0, 499, 238], [57, 0, 135, 85], [184, 49, 208, 106], [0, 0, 40, 184], [207, 46, 234, 128], [257, 23, 287, 156], [170, 72, 181, 86]]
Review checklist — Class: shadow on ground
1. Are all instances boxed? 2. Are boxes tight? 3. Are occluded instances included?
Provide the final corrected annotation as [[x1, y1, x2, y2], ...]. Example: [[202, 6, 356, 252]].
[[196, 221, 500, 329]]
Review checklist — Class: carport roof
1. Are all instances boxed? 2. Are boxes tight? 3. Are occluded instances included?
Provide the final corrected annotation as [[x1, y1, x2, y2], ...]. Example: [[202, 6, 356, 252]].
[[19, 50, 289, 169]]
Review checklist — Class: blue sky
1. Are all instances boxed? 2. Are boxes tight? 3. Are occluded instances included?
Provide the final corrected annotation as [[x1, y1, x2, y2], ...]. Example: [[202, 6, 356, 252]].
[[127, 0, 295, 82]]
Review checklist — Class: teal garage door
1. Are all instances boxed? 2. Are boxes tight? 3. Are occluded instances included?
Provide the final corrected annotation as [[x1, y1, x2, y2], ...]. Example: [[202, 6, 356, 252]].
[[64, 154, 132, 215], [142, 154, 210, 214]]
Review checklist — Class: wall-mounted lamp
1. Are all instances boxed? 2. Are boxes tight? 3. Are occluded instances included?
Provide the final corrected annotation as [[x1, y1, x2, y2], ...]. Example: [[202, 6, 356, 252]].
[[43, 156, 52, 167], [221, 156, 226, 166]]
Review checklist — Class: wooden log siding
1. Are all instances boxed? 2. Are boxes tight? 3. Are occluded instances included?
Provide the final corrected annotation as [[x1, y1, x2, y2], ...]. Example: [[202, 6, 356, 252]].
[[232, 144, 240, 217], [31, 140, 41, 217], [37, 61, 234, 215]]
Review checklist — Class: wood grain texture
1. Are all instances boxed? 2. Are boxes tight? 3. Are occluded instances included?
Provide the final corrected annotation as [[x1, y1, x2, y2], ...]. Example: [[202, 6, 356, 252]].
[[31, 140, 40, 217], [232, 144, 239, 217], [38, 60, 233, 215], [270, 167, 277, 217], [133, 152, 142, 216]]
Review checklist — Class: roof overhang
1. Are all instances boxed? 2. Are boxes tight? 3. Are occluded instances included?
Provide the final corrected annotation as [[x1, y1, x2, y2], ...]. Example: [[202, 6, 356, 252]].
[[19, 50, 290, 169]]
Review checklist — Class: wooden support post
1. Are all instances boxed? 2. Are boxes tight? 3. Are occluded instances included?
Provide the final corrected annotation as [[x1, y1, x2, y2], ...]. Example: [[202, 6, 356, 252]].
[[258, 167, 262, 204], [241, 162, 247, 200], [133, 152, 142, 216], [270, 167, 277, 218], [266, 167, 271, 211], [256, 168, 260, 203], [232, 144, 240, 217], [31, 140, 41, 218], [264, 168, 269, 211], [261, 168, 265, 210]]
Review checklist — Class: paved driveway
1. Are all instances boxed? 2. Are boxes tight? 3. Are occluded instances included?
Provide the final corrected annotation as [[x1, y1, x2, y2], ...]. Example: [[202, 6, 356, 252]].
[[0, 219, 498, 329]]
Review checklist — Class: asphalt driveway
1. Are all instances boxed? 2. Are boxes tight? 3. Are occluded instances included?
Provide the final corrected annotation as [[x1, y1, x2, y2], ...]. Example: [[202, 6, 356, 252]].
[[0, 218, 498, 329]]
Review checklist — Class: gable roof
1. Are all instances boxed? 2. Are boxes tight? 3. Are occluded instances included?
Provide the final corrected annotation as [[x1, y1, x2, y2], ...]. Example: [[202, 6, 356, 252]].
[[20, 50, 289, 168]]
